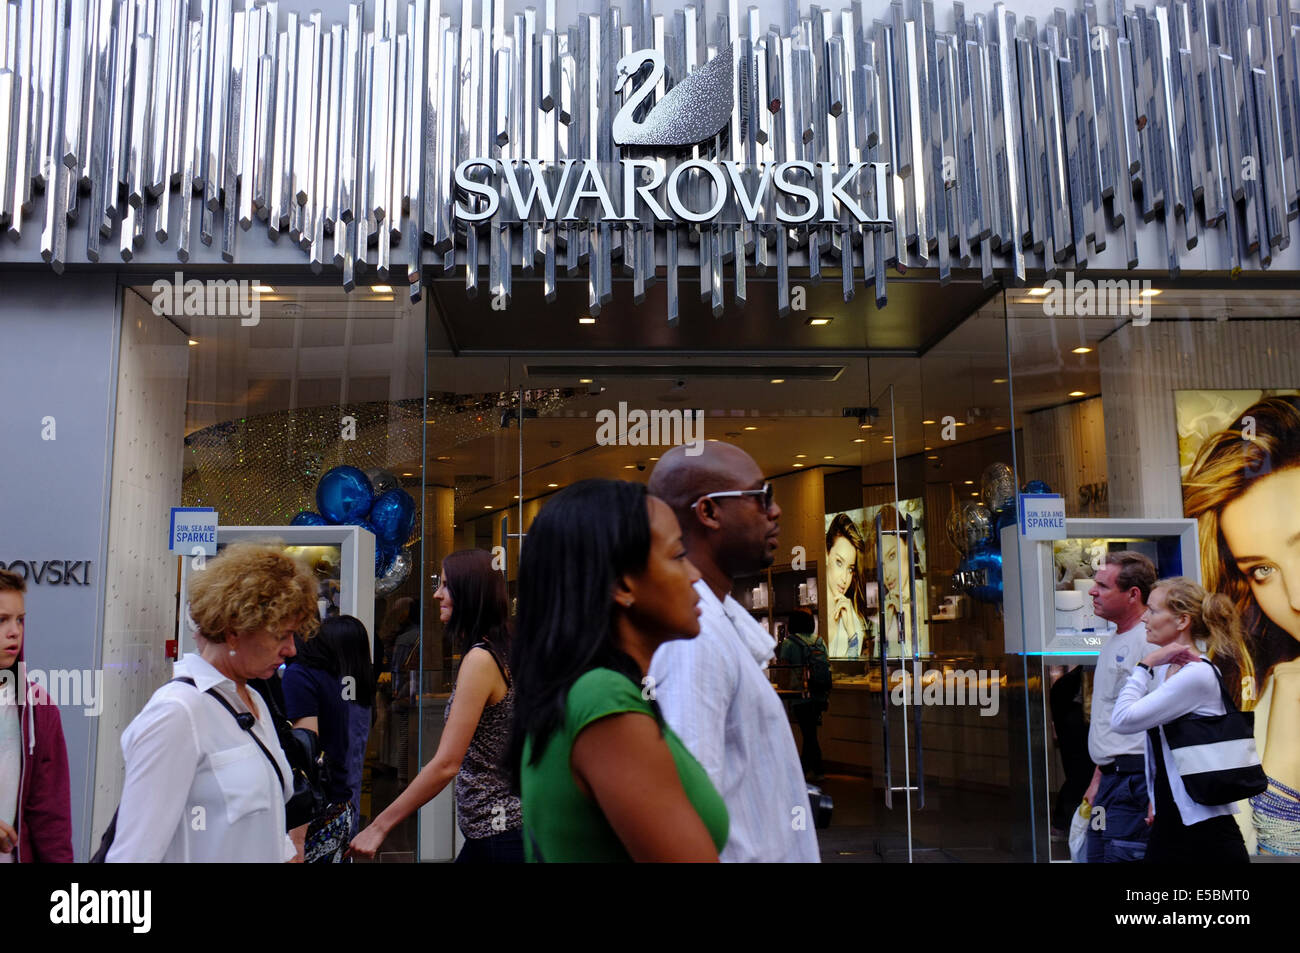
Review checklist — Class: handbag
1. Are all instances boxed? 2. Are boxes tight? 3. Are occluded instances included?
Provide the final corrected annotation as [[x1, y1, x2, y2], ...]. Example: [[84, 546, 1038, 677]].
[[1162, 662, 1267, 806], [305, 801, 355, 863]]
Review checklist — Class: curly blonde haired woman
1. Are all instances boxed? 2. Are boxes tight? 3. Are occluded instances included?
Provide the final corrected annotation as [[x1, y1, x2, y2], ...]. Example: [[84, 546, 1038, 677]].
[[105, 543, 319, 862], [1184, 396, 1300, 855]]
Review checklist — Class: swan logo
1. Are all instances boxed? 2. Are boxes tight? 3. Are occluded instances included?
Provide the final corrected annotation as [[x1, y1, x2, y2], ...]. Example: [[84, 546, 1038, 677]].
[[612, 46, 733, 148], [453, 43, 892, 230]]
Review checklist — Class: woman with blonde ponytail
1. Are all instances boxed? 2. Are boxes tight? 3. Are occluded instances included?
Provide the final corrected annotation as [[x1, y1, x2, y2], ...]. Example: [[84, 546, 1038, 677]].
[[1183, 394, 1300, 855], [1111, 578, 1251, 863]]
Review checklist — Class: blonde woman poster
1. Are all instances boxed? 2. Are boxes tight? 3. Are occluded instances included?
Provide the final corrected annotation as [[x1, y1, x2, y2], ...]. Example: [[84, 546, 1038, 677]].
[[865, 499, 930, 658], [1178, 390, 1300, 856]]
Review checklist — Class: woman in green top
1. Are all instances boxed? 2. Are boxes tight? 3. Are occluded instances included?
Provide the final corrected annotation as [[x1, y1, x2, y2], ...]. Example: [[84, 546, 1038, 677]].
[[505, 478, 729, 862]]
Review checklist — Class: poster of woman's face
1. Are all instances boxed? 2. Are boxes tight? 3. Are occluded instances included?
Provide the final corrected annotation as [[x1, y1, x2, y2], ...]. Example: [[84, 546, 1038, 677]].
[[824, 500, 930, 660], [1177, 389, 1300, 856], [824, 509, 871, 659]]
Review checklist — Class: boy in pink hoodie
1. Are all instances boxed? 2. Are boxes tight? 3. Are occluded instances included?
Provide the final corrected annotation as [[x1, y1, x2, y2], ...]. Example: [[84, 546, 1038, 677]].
[[0, 568, 73, 862]]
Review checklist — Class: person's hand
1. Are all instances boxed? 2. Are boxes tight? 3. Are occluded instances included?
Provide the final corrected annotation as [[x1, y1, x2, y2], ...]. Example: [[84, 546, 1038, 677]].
[[0, 819, 16, 854], [345, 822, 386, 861], [1145, 801, 1154, 826], [1142, 643, 1200, 669], [1083, 768, 1100, 808], [830, 592, 852, 625]]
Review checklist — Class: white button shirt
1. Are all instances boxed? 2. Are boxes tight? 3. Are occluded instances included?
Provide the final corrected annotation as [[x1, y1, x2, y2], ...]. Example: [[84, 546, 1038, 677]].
[[1087, 621, 1154, 765], [106, 654, 296, 863], [649, 580, 820, 863], [1111, 656, 1239, 826]]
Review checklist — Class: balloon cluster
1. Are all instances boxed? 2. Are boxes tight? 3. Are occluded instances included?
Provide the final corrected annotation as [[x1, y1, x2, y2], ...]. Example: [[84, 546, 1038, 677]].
[[291, 466, 417, 595], [947, 465, 1052, 605]]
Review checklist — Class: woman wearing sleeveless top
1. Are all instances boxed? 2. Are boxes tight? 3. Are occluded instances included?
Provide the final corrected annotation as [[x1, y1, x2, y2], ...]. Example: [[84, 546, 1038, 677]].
[[348, 550, 521, 862]]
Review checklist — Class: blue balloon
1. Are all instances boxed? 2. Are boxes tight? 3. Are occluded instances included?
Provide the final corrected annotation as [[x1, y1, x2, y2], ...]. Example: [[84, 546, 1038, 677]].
[[967, 545, 1004, 604], [290, 510, 327, 526], [316, 466, 374, 524], [368, 489, 417, 546], [1022, 480, 1053, 495], [375, 543, 397, 576]]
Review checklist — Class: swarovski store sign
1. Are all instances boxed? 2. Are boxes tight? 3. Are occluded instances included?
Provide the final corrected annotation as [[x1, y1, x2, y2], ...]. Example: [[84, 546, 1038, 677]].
[[4, 0, 1300, 319]]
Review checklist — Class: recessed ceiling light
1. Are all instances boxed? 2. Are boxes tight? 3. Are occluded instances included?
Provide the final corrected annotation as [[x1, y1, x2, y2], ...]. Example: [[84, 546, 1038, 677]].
[[823, 455, 835, 460], [853, 438, 866, 443], [188, 339, 198, 346], [435, 455, 451, 461], [1140, 288, 1161, 297], [795, 453, 807, 459], [649, 457, 659, 461], [924, 446, 932, 451], [624, 464, 636, 469], [252, 284, 274, 294], [993, 378, 1007, 384], [927, 455, 939, 460], [954, 421, 967, 427], [1027, 287, 1051, 296], [882, 436, 893, 441], [483, 504, 492, 509], [1072, 346, 1093, 354], [1069, 390, 1086, 397], [793, 463, 804, 468], [744, 425, 757, 431], [513, 495, 520, 499], [770, 378, 785, 384], [964, 480, 974, 485], [805, 316, 832, 326], [547, 483, 559, 488], [371, 284, 393, 293], [922, 419, 935, 424], [860, 423, 872, 429], [579, 378, 593, 384], [971, 491, 980, 496], [402, 472, 413, 477], [994, 425, 1005, 430], [578, 317, 596, 324]]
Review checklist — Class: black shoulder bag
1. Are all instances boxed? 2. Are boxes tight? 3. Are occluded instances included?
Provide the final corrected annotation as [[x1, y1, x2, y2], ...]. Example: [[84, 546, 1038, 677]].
[[1161, 662, 1268, 806]]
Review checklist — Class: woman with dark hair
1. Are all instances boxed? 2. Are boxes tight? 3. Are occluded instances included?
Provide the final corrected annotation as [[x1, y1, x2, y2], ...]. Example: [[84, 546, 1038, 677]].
[[1184, 395, 1300, 854], [348, 549, 521, 862], [825, 513, 872, 658], [282, 614, 375, 848], [506, 479, 728, 862]]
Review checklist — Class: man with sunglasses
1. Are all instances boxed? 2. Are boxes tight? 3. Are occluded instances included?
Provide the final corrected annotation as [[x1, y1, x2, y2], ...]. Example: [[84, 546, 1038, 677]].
[[647, 443, 819, 862]]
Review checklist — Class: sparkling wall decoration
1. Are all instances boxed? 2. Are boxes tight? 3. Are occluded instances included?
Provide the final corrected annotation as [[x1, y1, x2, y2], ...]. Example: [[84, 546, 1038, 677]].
[[1, 0, 1298, 322]]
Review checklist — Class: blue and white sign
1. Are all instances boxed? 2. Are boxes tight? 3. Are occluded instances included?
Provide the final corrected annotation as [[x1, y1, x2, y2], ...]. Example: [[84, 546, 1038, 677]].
[[170, 507, 218, 555], [1018, 494, 1067, 540]]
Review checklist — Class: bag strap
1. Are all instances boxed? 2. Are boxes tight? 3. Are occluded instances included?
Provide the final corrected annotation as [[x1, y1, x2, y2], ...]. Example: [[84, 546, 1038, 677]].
[[172, 676, 285, 791], [1190, 659, 1240, 714]]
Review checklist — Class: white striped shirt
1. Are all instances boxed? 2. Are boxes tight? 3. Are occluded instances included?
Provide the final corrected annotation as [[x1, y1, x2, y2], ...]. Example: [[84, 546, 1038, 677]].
[[649, 580, 820, 863]]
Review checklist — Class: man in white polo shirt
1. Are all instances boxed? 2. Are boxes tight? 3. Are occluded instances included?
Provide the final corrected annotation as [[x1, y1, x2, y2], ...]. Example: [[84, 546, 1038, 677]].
[[647, 443, 819, 862], [1084, 551, 1158, 862]]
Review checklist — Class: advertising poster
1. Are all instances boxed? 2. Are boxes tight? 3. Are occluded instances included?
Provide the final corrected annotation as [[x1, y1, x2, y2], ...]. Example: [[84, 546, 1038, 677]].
[[824, 499, 929, 659], [1176, 388, 1300, 856]]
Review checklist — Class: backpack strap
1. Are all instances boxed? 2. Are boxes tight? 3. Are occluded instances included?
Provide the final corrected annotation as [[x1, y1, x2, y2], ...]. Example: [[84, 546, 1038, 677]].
[[173, 676, 285, 791]]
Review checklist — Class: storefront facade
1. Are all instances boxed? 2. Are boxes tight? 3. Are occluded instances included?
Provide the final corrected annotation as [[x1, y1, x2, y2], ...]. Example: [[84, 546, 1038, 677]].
[[2, 0, 1297, 862]]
